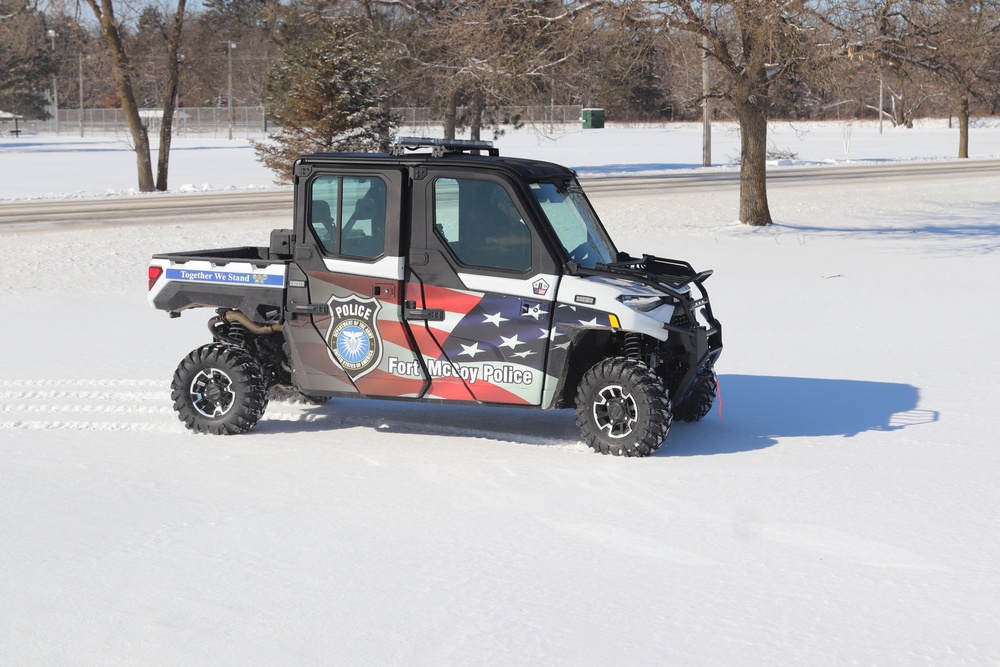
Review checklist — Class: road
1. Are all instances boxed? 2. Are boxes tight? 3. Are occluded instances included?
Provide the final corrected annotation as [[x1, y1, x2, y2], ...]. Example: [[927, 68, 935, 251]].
[[2, 159, 999, 231], [578, 157, 1000, 194]]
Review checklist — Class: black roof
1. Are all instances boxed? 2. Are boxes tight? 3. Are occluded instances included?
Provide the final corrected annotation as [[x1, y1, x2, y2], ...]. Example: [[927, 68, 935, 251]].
[[295, 147, 576, 181]]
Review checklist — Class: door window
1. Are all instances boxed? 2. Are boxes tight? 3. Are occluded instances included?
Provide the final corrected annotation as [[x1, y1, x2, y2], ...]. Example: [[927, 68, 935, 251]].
[[309, 176, 387, 259], [433, 178, 531, 272]]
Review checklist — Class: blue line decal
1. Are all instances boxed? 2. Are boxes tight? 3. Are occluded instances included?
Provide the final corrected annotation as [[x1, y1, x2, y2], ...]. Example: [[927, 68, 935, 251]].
[[165, 268, 285, 288]]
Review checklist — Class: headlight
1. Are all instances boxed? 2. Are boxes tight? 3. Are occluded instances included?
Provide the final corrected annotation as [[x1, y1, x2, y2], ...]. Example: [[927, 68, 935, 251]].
[[617, 294, 666, 312]]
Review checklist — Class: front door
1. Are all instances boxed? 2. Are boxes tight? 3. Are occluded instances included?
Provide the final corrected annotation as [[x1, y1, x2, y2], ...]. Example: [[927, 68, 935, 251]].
[[402, 170, 560, 406]]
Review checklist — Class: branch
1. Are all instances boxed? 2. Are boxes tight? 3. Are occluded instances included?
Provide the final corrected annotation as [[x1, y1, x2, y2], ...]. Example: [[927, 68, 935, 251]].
[[366, 0, 435, 26], [524, 1, 605, 25], [82, 0, 103, 19], [0, 6, 22, 20]]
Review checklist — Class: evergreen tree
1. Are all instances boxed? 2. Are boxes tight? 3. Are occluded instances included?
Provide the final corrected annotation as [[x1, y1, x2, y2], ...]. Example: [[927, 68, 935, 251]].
[[0, 1, 56, 118], [253, 16, 397, 181]]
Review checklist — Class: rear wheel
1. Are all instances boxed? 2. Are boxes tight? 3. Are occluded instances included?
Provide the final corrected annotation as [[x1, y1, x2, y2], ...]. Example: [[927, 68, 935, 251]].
[[575, 358, 672, 457], [171, 343, 268, 434]]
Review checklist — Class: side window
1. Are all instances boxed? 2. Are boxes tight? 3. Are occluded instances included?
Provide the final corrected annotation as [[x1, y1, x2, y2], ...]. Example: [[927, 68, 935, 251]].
[[433, 177, 531, 272], [308, 175, 387, 259], [310, 176, 340, 254]]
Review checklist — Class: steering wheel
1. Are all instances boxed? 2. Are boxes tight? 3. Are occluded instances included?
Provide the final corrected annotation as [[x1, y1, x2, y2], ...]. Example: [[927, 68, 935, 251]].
[[568, 242, 592, 264]]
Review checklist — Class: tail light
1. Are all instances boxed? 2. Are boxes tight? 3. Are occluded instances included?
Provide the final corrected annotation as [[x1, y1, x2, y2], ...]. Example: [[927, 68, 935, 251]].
[[148, 266, 164, 291]]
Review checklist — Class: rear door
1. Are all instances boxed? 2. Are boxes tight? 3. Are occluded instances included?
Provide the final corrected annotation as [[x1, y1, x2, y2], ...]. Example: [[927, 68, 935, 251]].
[[283, 165, 428, 397], [403, 168, 561, 406]]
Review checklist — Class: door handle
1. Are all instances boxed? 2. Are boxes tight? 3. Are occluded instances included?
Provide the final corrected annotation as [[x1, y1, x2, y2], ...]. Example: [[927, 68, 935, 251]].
[[288, 302, 329, 315], [405, 308, 445, 322]]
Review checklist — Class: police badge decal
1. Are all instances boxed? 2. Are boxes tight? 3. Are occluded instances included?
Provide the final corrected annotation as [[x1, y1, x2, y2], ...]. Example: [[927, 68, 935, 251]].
[[325, 294, 383, 380]]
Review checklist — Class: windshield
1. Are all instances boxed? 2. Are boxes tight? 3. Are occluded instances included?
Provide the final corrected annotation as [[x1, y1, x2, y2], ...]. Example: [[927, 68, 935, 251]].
[[529, 181, 617, 269]]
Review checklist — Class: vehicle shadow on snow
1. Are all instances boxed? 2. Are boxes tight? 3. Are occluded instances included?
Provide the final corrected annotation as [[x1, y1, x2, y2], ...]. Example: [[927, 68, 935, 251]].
[[664, 374, 938, 457], [255, 398, 582, 447], [253, 374, 937, 456]]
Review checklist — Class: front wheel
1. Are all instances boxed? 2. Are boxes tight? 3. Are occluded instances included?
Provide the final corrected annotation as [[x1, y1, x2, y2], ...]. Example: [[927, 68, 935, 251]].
[[673, 371, 717, 423], [575, 358, 672, 457], [171, 343, 268, 435]]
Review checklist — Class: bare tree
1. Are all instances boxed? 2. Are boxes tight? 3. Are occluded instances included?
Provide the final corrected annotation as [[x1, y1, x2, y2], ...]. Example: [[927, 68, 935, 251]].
[[644, 2, 824, 225], [899, 0, 1000, 157], [1, 0, 29, 21], [365, 0, 599, 139], [828, 1, 939, 127], [84, 0, 155, 190], [573, 0, 672, 120], [82, 0, 187, 191], [155, 0, 186, 190], [181, 0, 278, 108], [829, 0, 1000, 152]]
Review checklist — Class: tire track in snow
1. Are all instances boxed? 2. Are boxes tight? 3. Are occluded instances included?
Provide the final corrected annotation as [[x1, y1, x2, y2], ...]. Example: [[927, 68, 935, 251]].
[[0, 420, 173, 433], [0, 379, 178, 433], [0, 378, 577, 443], [0, 390, 166, 401], [0, 379, 163, 388], [0, 379, 328, 433]]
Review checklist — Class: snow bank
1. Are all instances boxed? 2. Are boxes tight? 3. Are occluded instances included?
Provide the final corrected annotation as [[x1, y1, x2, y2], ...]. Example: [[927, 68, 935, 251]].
[[4, 120, 1000, 200]]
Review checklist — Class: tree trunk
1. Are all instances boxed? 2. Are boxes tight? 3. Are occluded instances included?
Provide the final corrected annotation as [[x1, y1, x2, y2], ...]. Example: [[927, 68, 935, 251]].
[[736, 98, 772, 226], [87, 0, 155, 192], [469, 92, 483, 142], [155, 0, 187, 192], [957, 96, 969, 159], [443, 89, 457, 140]]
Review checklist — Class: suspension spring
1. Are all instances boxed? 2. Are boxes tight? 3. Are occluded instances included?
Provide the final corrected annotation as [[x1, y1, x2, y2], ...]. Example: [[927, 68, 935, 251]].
[[225, 321, 249, 344], [208, 315, 249, 345], [623, 333, 642, 360]]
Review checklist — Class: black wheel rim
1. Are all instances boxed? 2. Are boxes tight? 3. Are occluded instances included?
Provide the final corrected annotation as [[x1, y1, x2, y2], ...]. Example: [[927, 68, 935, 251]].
[[189, 368, 236, 418], [593, 384, 638, 438]]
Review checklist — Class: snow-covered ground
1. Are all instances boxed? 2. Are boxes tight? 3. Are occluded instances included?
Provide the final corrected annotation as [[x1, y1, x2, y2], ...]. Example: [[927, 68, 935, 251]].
[[2, 121, 1000, 665]]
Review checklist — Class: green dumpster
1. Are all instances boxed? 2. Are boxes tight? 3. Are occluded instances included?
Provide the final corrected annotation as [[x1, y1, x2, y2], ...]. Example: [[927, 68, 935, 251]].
[[582, 108, 605, 129]]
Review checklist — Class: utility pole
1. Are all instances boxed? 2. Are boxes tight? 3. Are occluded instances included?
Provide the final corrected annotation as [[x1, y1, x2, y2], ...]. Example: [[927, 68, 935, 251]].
[[47, 29, 59, 135], [878, 73, 884, 135], [223, 41, 237, 140], [78, 54, 84, 137], [701, 5, 712, 167]]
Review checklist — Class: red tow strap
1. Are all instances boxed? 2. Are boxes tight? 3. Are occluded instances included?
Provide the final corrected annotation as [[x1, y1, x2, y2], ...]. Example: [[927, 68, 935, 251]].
[[715, 377, 723, 420]]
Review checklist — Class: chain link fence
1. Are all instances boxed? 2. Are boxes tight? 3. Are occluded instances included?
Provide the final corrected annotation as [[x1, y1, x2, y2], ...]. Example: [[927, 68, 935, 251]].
[[7, 105, 587, 138]]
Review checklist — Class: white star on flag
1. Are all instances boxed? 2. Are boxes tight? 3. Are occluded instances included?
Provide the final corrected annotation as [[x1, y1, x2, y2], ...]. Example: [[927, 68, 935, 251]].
[[459, 342, 484, 358], [483, 311, 509, 327], [499, 335, 523, 349], [512, 350, 536, 358], [579, 317, 599, 326], [523, 305, 549, 321], [538, 326, 565, 340]]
